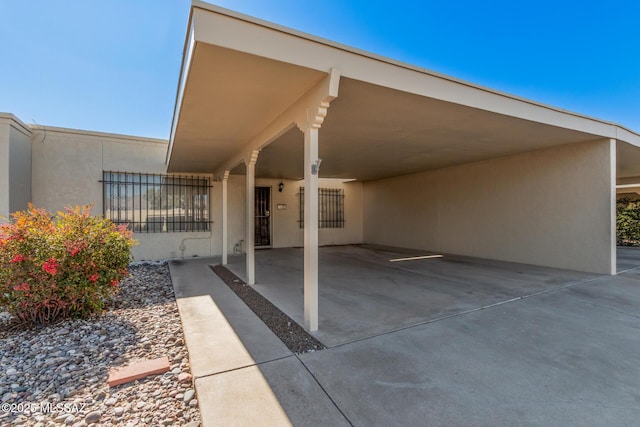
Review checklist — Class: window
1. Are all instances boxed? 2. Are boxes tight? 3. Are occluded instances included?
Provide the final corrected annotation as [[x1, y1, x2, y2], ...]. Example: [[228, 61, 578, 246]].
[[299, 187, 345, 228], [102, 171, 211, 233]]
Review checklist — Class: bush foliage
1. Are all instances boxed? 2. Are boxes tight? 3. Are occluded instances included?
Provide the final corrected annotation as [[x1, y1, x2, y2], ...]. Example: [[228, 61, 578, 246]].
[[0, 205, 136, 325], [617, 198, 640, 246]]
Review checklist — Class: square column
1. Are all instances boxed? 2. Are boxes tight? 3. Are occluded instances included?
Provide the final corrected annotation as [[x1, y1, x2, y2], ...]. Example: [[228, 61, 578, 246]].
[[245, 151, 259, 285], [221, 171, 230, 265], [304, 127, 319, 331], [608, 139, 617, 275]]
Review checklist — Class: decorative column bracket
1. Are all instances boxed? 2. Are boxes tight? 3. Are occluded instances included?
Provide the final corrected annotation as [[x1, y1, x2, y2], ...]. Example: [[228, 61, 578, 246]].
[[214, 68, 340, 179], [295, 68, 340, 132], [244, 149, 259, 167]]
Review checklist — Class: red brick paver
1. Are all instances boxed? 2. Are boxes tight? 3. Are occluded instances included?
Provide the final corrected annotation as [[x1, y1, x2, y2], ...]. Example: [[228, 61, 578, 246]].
[[108, 356, 170, 387]]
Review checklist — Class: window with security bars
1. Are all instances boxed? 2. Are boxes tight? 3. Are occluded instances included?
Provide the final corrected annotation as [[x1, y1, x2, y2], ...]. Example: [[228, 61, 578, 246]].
[[299, 187, 345, 228], [102, 171, 211, 233]]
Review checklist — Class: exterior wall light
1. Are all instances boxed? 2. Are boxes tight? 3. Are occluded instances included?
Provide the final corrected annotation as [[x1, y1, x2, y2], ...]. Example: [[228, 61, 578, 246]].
[[278, 182, 284, 192], [311, 158, 322, 175]]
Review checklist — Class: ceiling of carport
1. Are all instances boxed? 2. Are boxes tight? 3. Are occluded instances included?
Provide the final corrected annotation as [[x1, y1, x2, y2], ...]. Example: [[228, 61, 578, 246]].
[[250, 77, 604, 181], [168, 42, 325, 172], [617, 141, 640, 179]]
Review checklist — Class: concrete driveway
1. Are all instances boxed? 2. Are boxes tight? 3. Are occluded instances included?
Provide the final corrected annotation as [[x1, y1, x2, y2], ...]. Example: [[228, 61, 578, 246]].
[[226, 245, 601, 347], [617, 246, 640, 272], [172, 246, 640, 426]]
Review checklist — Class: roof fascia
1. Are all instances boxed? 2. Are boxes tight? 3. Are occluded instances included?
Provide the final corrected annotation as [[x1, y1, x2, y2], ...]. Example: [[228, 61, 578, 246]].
[[0, 113, 32, 137], [188, 2, 640, 146], [166, 4, 198, 166], [29, 124, 167, 144]]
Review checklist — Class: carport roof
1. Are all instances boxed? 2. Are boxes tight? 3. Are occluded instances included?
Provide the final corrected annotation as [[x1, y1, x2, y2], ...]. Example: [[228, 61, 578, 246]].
[[167, 1, 640, 181]]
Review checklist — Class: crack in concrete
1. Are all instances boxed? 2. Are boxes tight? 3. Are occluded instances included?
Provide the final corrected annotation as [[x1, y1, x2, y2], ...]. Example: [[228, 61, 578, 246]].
[[296, 354, 354, 427], [193, 354, 295, 381]]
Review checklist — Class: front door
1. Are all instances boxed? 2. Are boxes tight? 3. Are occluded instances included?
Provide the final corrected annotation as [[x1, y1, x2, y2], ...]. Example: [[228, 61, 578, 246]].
[[255, 186, 271, 247]]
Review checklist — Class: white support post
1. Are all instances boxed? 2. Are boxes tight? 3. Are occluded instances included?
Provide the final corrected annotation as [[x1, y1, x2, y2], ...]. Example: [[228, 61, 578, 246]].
[[609, 139, 617, 275], [297, 96, 334, 333], [245, 151, 259, 285], [304, 127, 319, 332], [221, 170, 230, 265]]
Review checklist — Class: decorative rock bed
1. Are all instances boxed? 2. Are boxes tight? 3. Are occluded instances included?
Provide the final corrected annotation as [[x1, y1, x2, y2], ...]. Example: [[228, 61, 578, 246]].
[[0, 262, 201, 427], [211, 265, 326, 354]]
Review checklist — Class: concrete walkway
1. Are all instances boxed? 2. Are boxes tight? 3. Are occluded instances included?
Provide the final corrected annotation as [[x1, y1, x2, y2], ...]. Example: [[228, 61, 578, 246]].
[[169, 257, 349, 426], [170, 248, 640, 426]]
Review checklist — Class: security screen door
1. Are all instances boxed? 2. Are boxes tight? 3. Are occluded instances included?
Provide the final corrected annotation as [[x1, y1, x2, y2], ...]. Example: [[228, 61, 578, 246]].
[[255, 186, 271, 247]]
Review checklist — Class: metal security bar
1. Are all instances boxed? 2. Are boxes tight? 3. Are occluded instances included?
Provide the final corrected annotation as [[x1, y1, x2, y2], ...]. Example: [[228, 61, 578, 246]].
[[299, 187, 345, 229], [101, 171, 211, 233]]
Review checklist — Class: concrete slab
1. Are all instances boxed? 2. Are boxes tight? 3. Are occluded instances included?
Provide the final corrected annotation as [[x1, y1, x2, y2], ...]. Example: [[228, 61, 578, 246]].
[[196, 356, 350, 427], [227, 245, 598, 346], [299, 277, 640, 426], [171, 257, 351, 426], [618, 267, 640, 281], [169, 257, 291, 378], [617, 246, 640, 272], [195, 363, 292, 427], [564, 273, 640, 320], [172, 248, 640, 426]]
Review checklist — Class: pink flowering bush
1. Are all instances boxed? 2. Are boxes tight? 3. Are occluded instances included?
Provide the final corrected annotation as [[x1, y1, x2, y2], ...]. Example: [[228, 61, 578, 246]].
[[0, 204, 136, 325]]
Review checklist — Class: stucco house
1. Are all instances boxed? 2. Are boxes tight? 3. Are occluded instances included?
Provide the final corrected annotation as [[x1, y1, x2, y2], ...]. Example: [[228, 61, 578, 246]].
[[2, 1, 640, 331]]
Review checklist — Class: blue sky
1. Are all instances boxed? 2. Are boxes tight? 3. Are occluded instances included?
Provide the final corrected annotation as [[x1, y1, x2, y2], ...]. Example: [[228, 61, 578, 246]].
[[1, 0, 638, 139]]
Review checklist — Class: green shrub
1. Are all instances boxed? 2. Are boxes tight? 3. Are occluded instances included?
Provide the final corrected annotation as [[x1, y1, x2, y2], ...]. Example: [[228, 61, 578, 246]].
[[617, 198, 640, 246], [0, 204, 136, 325]]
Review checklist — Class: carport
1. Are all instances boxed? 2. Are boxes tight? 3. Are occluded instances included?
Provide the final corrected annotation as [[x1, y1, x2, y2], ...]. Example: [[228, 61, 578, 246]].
[[223, 245, 599, 346], [167, 2, 640, 331]]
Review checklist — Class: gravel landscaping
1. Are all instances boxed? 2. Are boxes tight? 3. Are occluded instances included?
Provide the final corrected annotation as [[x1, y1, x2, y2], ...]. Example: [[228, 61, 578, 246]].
[[211, 265, 326, 354], [0, 262, 201, 427]]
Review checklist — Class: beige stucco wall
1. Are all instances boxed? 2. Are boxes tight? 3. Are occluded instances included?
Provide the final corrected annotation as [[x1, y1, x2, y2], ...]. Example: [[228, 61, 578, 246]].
[[0, 123, 9, 222], [9, 125, 32, 214], [30, 126, 361, 261], [31, 128, 168, 210], [224, 176, 363, 253], [0, 115, 33, 222], [31, 121, 615, 273], [363, 139, 615, 274], [30, 127, 216, 261]]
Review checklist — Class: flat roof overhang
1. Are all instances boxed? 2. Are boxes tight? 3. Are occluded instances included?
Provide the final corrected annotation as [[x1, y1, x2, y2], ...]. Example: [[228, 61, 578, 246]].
[[167, 1, 640, 180]]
